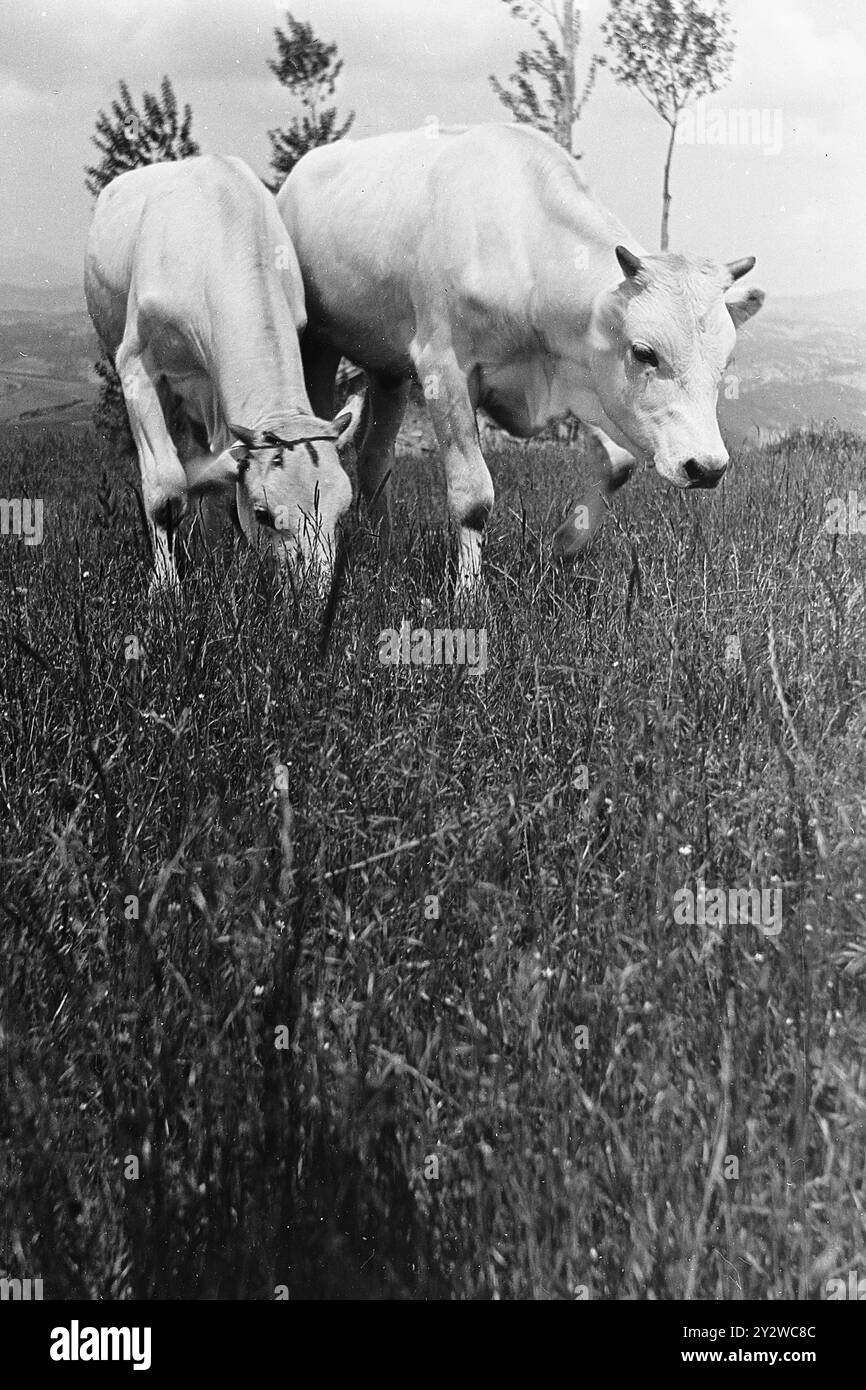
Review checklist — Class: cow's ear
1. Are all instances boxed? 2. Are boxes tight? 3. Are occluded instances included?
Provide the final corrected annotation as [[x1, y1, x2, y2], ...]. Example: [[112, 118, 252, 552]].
[[332, 392, 365, 453], [230, 423, 257, 449], [185, 447, 241, 497], [615, 245, 644, 281], [726, 285, 765, 329]]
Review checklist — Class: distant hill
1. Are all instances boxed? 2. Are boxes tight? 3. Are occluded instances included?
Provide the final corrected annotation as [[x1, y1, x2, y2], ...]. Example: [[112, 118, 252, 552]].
[[762, 288, 866, 326], [0, 283, 86, 314], [719, 289, 866, 444], [0, 252, 94, 422], [0, 253, 86, 315], [0, 252, 82, 284], [0, 309, 97, 426]]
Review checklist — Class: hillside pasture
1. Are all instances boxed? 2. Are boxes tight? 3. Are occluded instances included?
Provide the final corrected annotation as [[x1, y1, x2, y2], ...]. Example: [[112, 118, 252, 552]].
[[1, 423, 864, 1299]]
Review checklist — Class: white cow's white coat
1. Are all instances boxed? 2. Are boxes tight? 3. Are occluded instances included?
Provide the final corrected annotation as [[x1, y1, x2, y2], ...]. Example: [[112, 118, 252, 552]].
[[278, 124, 764, 585], [85, 154, 357, 590]]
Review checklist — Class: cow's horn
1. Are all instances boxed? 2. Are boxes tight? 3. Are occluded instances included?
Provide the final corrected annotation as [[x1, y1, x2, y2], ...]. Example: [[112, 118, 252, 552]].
[[615, 245, 644, 281], [725, 256, 756, 284], [229, 424, 258, 449]]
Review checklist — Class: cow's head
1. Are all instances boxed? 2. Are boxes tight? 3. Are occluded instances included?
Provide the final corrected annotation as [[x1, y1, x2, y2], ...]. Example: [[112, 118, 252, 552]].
[[588, 249, 764, 489], [187, 395, 363, 586]]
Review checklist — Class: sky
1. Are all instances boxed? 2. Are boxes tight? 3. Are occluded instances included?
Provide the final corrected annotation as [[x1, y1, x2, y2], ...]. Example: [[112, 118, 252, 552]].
[[0, 0, 863, 296]]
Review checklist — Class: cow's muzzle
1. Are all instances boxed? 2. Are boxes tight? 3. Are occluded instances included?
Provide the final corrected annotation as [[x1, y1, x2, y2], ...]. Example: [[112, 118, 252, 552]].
[[684, 457, 728, 489]]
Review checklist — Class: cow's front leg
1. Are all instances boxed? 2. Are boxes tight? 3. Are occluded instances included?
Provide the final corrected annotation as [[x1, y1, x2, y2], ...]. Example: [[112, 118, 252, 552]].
[[162, 392, 229, 553], [553, 425, 636, 560], [116, 340, 188, 590], [301, 334, 342, 419], [197, 493, 232, 550], [412, 344, 494, 593]]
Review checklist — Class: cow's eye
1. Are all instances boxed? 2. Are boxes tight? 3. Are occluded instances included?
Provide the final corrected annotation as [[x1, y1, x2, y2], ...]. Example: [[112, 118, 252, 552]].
[[631, 343, 659, 368]]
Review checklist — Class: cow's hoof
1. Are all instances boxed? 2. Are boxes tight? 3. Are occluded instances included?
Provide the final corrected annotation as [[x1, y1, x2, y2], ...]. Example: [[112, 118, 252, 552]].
[[552, 524, 588, 563]]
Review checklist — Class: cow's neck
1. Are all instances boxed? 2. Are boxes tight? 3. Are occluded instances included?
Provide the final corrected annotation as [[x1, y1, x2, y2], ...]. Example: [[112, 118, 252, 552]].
[[198, 281, 312, 433], [479, 212, 639, 445], [477, 332, 614, 443]]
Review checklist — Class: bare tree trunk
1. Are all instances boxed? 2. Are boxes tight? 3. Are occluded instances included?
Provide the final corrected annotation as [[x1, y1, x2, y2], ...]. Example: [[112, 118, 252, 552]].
[[660, 117, 677, 251], [559, 0, 576, 152]]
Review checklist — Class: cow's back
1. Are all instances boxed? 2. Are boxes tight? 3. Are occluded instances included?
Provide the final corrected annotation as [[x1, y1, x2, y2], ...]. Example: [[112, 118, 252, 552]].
[[279, 124, 631, 370], [279, 131, 441, 372], [86, 156, 307, 356]]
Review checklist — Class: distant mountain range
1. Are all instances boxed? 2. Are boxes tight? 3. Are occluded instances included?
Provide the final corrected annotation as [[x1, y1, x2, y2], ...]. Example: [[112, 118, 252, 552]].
[[718, 288, 866, 444], [0, 254, 86, 314], [0, 255, 864, 442], [0, 283, 86, 314], [0, 255, 93, 425]]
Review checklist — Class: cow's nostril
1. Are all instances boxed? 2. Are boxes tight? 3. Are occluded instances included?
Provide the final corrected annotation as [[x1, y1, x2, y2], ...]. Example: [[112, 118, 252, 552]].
[[253, 506, 273, 528], [684, 458, 727, 488]]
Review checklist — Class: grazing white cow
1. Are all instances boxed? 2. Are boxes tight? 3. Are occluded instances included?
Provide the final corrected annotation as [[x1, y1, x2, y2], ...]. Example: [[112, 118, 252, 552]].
[[277, 124, 764, 589], [85, 154, 359, 591]]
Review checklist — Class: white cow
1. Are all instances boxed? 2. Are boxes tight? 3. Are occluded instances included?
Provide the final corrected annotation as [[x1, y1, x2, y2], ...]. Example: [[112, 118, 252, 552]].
[[85, 154, 359, 591], [277, 124, 764, 589]]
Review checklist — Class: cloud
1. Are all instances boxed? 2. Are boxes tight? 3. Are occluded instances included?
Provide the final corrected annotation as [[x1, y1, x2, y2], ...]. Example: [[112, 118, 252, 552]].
[[0, 0, 862, 296], [0, 0, 517, 92], [731, 0, 866, 116], [0, 70, 42, 116], [1, 0, 278, 90]]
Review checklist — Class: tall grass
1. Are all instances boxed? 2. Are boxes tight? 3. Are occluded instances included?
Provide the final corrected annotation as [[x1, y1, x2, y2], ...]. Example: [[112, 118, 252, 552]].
[[1, 423, 864, 1298]]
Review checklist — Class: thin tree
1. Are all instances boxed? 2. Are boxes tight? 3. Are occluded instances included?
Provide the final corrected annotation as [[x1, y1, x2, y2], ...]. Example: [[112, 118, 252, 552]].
[[489, 0, 601, 156], [267, 11, 354, 187], [85, 78, 199, 450], [602, 0, 735, 250]]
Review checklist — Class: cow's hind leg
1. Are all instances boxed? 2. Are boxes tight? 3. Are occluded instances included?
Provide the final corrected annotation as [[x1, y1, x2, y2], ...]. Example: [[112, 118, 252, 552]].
[[356, 371, 410, 544], [116, 340, 188, 590], [411, 343, 493, 593], [553, 425, 636, 560]]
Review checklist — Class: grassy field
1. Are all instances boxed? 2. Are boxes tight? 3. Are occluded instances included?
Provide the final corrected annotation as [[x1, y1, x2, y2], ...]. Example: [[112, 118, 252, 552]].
[[1, 422, 865, 1300]]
